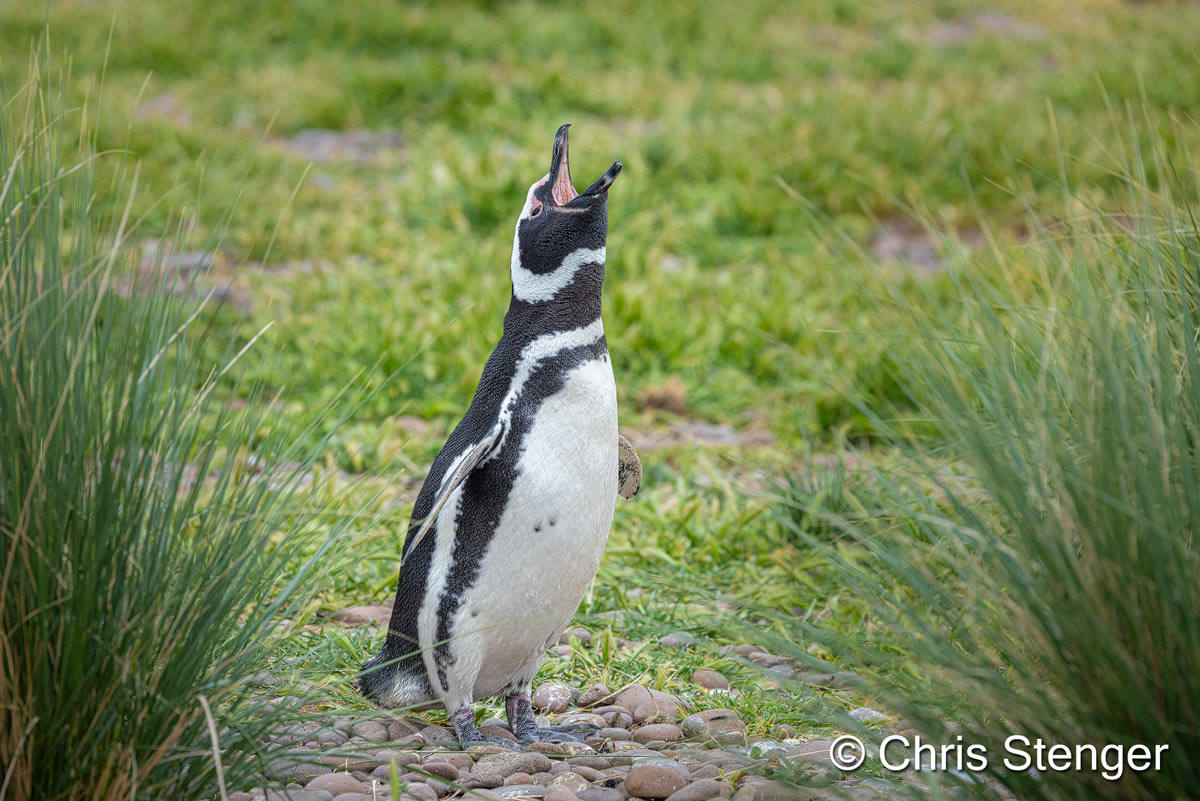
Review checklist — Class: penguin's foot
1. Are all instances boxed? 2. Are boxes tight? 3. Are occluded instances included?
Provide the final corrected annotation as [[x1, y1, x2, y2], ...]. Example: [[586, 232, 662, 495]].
[[449, 706, 519, 750], [504, 692, 591, 745]]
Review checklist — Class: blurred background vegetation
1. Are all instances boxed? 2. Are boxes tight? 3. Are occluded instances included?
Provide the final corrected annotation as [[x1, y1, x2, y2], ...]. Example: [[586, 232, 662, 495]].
[[2, 1, 1199, 799]]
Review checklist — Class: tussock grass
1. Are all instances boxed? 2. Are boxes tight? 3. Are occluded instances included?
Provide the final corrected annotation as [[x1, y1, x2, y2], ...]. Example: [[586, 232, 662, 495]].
[[775, 125, 1200, 799], [0, 52, 363, 801]]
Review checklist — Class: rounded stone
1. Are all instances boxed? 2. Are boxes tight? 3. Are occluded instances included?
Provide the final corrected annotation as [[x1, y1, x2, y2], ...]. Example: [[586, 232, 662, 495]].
[[307, 774, 367, 796], [419, 762, 459, 781], [577, 683, 613, 707], [545, 786, 582, 801], [476, 751, 554, 777], [404, 783, 438, 801], [505, 773, 536, 786], [624, 764, 689, 799], [680, 709, 746, 743], [665, 779, 726, 801], [532, 682, 574, 713], [632, 724, 684, 744], [658, 632, 695, 648], [550, 771, 591, 794], [690, 670, 730, 691]]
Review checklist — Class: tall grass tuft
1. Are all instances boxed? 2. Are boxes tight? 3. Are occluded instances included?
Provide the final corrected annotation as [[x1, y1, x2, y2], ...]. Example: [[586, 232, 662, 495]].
[[774, 127, 1200, 799], [0, 54, 356, 800]]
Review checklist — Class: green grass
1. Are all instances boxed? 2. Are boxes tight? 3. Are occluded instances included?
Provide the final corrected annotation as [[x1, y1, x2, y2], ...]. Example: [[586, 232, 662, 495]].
[[3, 2, 1200, 798], [773, 127, 1200, 798], [0, 52, 372, 801]]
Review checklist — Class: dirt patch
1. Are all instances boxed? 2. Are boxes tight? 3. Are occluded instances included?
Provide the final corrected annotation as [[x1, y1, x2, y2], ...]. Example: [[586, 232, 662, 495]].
[[273, 128, 405, 164], [925, 12, 1045, 46]]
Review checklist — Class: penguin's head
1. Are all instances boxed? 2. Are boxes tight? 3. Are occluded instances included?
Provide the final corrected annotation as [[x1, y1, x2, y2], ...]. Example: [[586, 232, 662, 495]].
[[510, 124, 621, 300]]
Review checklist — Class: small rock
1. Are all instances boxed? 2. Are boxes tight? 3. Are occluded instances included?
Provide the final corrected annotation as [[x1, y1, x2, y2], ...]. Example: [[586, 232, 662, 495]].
[[559, 627, 593, 645], [577, 683, 613, 707], [690, 670, 730, 691], [532, 682, 573, 713], [350, 720, 390, 742], [526, 741, 566, 755], [545, 786, 582, 801], [787, 739, 836, 764], [680, 709, 746, 744], [731, 644, 759, 656], [768, 725, 795, 740], [625, 763, 689, 799], [549, 772, 591, 793], [494, 786, 547, 799], [632, 724, 684, 744], [331, 606, 392, 626], [578, 790, 624, 801], [264, 790, 333, 801], [506, 773, 537, 786], [549, 645, 573, 658], [481, 725, 520, 742], [307, 774, 367, 795], [419, 762, 459, 781], [476, 751, 554, 778], [665, 779, 726, 801], [420, 726, 455, 743], [404, 784, 438, 801], [597, 727, 631, 740], [658, 632, 695, 648], [848, 707, 888, 723]]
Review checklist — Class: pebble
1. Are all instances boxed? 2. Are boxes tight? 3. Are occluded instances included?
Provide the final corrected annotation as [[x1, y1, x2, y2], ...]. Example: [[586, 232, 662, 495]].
[[556, 627, 591, 646], [506, 773, 537, 785], [848, 707, 888, 723], [731, 644, 759, 656], [549, 772, 591, 793], [306, 774, 367, 796], [624, 763, 689, 799], [658, 632, 696, 648], [632, 724, 684, 743], [477, 751, 554, 777], [544, 786, 582, 801], [577, 790, 624, 801], [690, 670, 730, 691], [404, 783, 438, 801], [494, 785, 547, 799], [532, 682, 573, 713], [577, 683, 613, 707], [419, 762, 460, 781], [664, 779, 726, 801], [264, 790, 333, 801], [596, 727, 631, 740], [481, 725, 520, 742], [680, 709, 746, 743]]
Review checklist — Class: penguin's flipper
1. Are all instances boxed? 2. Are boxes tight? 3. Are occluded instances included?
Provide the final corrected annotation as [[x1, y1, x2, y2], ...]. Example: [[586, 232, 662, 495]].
[[403, 422, 504, 561], [617, 434, 641, 500]]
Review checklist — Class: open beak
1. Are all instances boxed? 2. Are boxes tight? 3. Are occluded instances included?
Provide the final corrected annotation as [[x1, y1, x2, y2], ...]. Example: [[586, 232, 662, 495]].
[[548, 123, 621, 205]]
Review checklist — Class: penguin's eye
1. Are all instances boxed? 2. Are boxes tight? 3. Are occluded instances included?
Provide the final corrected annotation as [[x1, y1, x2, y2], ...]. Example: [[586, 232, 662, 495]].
[[530, 205, 542, 218]]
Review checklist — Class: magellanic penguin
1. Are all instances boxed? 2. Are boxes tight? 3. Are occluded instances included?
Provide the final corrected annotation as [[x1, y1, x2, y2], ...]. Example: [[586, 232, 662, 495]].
[[358, 125, 642, 748]]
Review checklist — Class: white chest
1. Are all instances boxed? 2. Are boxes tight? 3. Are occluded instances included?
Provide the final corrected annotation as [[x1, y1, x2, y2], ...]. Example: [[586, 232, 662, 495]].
[[453, 356, 619, 695]]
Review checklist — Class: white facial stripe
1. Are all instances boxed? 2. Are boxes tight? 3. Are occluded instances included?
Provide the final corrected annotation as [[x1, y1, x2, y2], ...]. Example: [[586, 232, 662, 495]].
[[510, 245, 606, 303]]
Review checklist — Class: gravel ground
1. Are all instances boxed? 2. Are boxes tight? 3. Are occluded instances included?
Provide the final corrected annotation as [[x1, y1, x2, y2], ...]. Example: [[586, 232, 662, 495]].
[[230, 641, 944, 801]]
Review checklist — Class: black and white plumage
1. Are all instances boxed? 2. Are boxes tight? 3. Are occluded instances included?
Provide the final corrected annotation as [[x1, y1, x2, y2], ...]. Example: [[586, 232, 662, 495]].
[[358, 125, 639, 747]]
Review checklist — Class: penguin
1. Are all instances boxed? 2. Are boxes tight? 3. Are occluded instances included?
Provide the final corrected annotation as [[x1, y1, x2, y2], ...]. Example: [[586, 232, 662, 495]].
[[358, 124, 641, 748]]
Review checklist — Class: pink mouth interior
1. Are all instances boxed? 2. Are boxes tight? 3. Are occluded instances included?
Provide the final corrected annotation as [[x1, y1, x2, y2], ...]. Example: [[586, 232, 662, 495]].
[[551, 148, 578, 205]]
